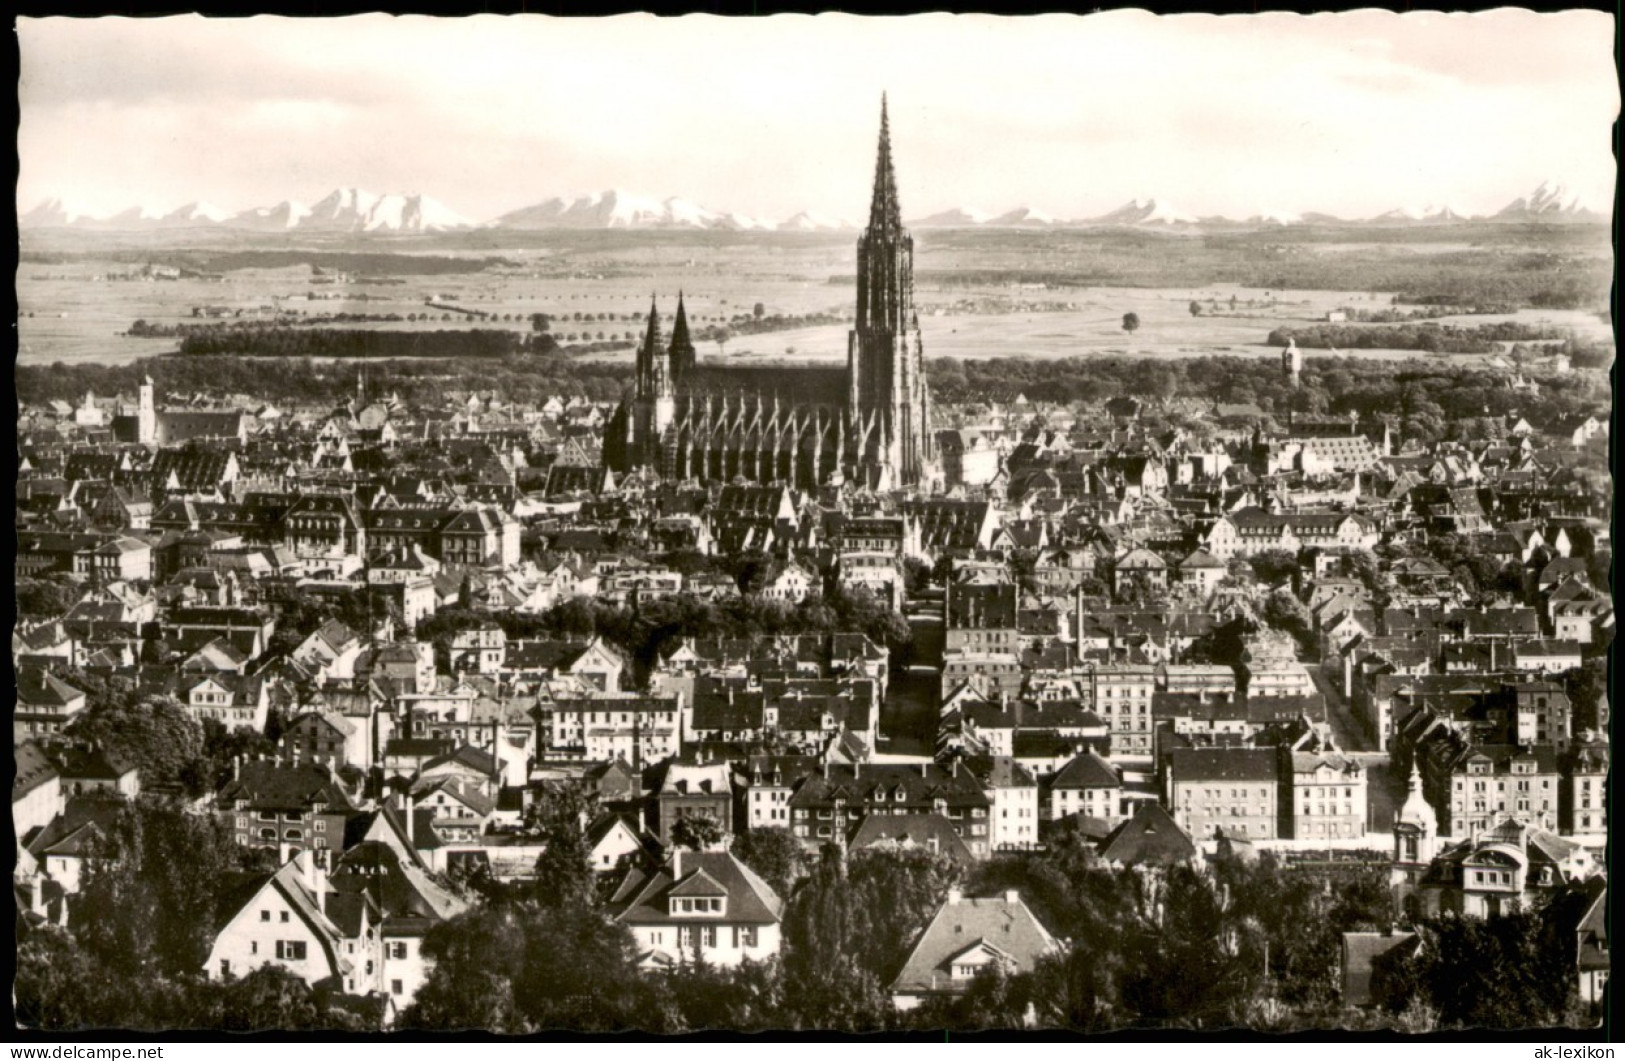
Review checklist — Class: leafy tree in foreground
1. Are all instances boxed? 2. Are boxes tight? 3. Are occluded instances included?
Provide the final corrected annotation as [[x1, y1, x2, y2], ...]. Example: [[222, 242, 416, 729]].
[[75, 799, 260, 978], [671, 813, 727, 851], [525, 784, 599, 910], [731, 826, 808, 900], [66, 694, 207, 795]]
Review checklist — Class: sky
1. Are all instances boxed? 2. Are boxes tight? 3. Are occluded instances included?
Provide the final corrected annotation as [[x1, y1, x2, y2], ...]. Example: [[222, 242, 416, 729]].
[[16, 11, 1619, 224]]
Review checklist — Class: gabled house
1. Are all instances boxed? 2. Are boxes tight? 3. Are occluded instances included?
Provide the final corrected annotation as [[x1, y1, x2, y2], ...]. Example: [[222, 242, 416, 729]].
[[1576, 886, 1608, 1006], [1046, 750, 1122, 825], [14, 667, 88, 741], [849, 813, 976, 866], [205, 851, 384, 998], [890, 889, 1059, 1013], [23, 794, 126, 895], [609, 849, 784, 969], [1096, 802, 1198, 868]]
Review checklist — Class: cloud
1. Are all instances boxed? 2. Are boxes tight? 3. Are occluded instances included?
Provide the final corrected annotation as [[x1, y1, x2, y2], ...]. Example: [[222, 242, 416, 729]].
[[16, 11, 1619, 222]]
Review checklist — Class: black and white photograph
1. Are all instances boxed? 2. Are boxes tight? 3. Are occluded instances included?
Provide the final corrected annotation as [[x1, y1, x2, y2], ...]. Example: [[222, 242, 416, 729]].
[[13, 9, 1615, 1039]]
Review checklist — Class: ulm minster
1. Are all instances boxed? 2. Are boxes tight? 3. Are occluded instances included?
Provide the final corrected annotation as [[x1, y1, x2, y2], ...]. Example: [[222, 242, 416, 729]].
[[609, 98, 934, 493], [12, 24, 1616, 1041]]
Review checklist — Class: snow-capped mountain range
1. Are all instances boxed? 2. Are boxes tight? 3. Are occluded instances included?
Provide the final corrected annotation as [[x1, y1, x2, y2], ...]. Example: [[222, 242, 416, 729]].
[[488, 191, 815, 232], [1493, 179, 1596, 221], [18, 181, 1604, 234]]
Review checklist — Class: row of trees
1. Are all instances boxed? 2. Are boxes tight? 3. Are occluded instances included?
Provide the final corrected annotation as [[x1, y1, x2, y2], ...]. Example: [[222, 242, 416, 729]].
[[1268, 321, 1571, 355], [19, 350, 1603, 436], [177, 327, 542, 360]]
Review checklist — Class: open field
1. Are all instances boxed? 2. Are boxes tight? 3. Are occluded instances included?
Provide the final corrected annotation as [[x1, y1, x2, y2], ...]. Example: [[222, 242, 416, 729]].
[[17, 223, 1614, 368]]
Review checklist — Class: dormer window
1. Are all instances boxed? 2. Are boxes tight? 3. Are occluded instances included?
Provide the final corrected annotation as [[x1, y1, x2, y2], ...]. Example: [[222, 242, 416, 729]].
[[670, 896, 726, 917]]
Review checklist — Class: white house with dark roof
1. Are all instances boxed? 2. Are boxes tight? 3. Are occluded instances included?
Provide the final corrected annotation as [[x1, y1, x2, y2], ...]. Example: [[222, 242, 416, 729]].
[[14, 667, 87, 741], [609, 849, 783, 969], [1047, 749, 1123, 825], [329, 838, 470, 1013], [890, 889, 1059, 1013], [206, 850, 383, 997]]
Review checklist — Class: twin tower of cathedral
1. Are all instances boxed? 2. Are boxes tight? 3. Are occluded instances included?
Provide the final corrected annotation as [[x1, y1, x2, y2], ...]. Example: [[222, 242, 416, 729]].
[[606, 97, 935, 492]]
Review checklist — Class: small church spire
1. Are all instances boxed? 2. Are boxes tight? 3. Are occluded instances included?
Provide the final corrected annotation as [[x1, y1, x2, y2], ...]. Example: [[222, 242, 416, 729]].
[[669, 289, 696, 381], [868, 93, 902, 235], [638, 295, 665, 392]]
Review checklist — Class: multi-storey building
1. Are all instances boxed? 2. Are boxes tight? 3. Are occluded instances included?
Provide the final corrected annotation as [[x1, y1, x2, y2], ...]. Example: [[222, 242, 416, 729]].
[[1285, 746, 1367, 840], [1559, 739, 1608, 838], [1512, 681, 1572, 747], [742, 755, 819, 832], [1048, 750, 1123, 825], [1167, 747, 1281, 840], [788, 762, 992, 856], [653, 759, 734, 846], [215, 760, 357, 858], [1447, 744, 1560, 837], [967, 755, 1040, 852], [541, 696, 681, 767], [1092, 664, 1158, 756]]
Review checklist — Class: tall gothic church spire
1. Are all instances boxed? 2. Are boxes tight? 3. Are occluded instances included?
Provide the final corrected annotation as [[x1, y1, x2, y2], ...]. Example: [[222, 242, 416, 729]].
[[848, 93, 932, 490], [868, 94, 903, 237]]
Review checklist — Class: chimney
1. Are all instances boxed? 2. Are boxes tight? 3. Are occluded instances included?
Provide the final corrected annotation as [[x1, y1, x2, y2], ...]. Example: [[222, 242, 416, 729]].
[[404, 793, 416, 845], [1004, 889, 1019, 905], [313, 850, 328, 916], [920, 762, 928, 778], [946, 888, 963, 905], [673, 848, 683, 878]]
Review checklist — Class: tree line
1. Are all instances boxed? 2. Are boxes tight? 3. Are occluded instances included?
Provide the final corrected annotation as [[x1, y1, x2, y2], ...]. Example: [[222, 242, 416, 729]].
[[1268, 321, 1573, 355], [177, 327, 545, 360], [17, 351, 1606, 449]]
